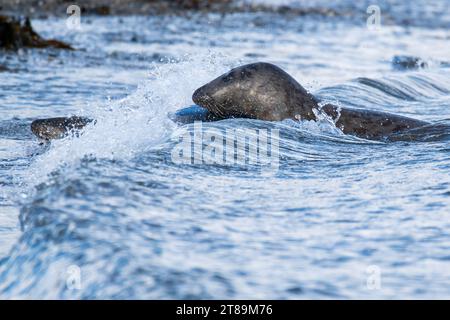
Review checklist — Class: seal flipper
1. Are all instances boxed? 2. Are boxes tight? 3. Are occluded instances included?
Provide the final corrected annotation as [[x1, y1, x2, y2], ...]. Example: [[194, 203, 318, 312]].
[[170, 105, 225, 124], [31, 116, 94, 140]]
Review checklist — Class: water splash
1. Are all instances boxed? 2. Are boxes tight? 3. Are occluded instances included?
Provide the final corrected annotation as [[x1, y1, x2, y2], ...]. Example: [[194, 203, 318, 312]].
[[16, 52, 237, 190]]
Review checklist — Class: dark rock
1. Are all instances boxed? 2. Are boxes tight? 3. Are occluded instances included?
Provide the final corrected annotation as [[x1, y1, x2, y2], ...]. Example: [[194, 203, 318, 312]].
[[175, 0, 233, 10], [392, 55, 427, 70], [92, 5, 111, 15], [80, 5, 111, 16], [0, 15, 74, 51]]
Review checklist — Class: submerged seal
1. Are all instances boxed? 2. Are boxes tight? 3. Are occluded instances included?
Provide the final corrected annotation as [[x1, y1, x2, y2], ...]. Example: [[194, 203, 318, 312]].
[[192, 62, 429, 140]]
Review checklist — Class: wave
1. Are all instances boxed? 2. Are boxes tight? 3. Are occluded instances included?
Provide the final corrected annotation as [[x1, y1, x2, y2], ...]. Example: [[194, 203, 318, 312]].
[[9, 56, 450, 194], [316, 69, 450, 119], [2, 59, 450, 298]]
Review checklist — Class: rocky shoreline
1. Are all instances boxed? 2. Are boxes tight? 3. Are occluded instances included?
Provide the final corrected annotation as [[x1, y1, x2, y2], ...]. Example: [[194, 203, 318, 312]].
[[0, 15, 73, 50], [0, 0, 344, 52], [0, 0, 340, 18]]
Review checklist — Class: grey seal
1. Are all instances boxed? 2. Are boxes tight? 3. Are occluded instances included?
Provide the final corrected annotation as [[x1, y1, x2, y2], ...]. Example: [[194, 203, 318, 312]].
[[31, 116, 93, 141], [192, 62, 429, 140]]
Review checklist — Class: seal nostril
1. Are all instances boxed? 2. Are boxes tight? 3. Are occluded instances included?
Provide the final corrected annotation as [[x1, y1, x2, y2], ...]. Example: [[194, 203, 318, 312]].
[[192, 87, 213, 108], [192, 88, 204, 105]]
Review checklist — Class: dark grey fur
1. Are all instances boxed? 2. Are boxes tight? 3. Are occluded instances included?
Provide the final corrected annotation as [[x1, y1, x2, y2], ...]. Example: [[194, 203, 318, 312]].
[[31, 116, 93, 140], [193, 62, 429, 140]]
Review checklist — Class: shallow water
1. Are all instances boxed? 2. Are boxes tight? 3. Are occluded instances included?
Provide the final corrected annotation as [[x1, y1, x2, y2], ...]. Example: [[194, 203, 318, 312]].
[[0, 1, 450, 299]]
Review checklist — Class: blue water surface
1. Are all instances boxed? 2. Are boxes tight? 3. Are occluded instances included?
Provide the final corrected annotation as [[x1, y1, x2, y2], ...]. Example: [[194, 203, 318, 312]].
[[0, 0, 449, 298]]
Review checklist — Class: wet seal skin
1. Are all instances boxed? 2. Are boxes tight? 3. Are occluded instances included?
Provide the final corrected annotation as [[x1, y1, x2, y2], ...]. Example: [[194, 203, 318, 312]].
[[31, 117, 93, 141], [193, 62, 430, 141]]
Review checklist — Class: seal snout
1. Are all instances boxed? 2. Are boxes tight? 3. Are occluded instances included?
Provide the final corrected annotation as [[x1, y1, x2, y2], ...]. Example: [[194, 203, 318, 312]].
[[192, 86, 208, 106], [192, 86, 217, 113]]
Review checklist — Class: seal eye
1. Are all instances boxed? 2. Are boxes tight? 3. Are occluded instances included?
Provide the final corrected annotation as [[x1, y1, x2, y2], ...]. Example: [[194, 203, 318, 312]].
[[222, 73, 233, 83], [239, 70, 253, 79]]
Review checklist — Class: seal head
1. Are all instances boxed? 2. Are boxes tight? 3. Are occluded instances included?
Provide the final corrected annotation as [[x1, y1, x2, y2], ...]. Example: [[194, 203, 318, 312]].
[[192, 62, 318, 121], [31, 116, 92, 140]]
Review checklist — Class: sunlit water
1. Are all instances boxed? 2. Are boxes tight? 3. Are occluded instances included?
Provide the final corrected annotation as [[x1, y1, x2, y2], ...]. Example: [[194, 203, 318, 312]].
[[0, 1, 449, 299]]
